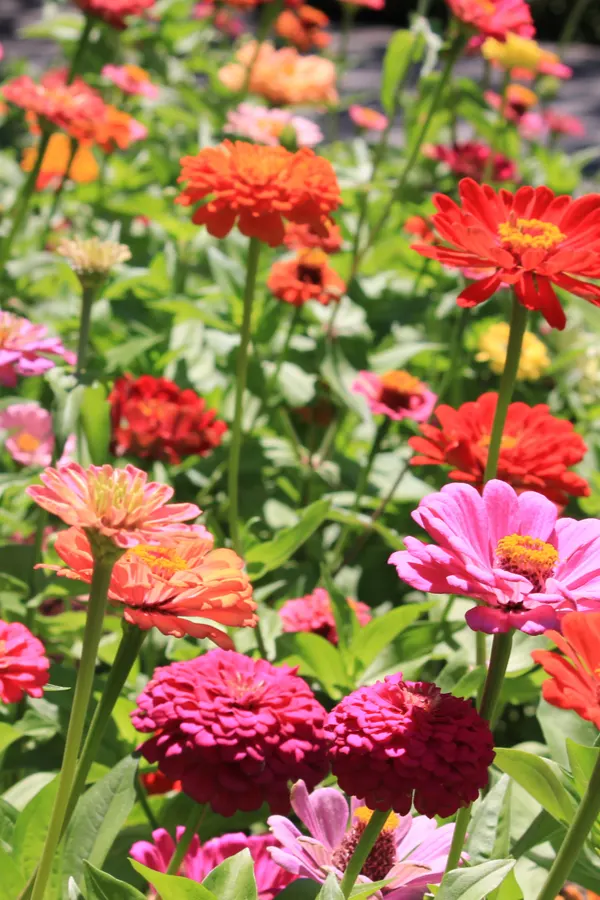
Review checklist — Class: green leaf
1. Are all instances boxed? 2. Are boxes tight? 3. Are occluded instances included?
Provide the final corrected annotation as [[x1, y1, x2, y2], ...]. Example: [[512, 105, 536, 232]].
[[276, 882, 320, 899], [130, 860, 218, 899], [352, 603, 432, 669], [350, 879, 395, 898], [277, 632, 348, 696], [0, 845, 25, 899], [245, 500, 330, 580], [468, 775, 512, 864], [537, 697, 597, 767], [202, 848, 258, 900], [489, 868, 523, 900], [493, 748, 575, 825], [316, 874, 344, 899], [84, 862, 146, 900], [12, 777, 59, 879], [0, 723, 22, 757], [566, 739, 600, 797], [80, 382, 111, 466], [380, 30, 422, 114], [0, 798, 17, 851], [321, 567, 359, 656], [435, 858, 516, 900], [511, 809, 564, 858]]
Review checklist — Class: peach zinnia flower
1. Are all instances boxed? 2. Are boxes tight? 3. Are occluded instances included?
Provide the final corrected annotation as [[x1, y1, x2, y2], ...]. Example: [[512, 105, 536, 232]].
[[102, 64, 159, 98], [176, 141, 340, 247], [41, 526, 256, 647], [21, 132, 99, 190], [268, 249, 345, 306], [27, 462, 201, 551], [349, 105, 388, 132], [446, 0, 534, 41], [352, 370, 437, 422], [412, 178, 600, 330], [284, 220, 342, 254], [276, 5, 331, 52]]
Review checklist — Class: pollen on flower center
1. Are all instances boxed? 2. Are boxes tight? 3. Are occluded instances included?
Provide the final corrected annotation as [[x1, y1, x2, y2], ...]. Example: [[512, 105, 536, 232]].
[[331, 806, 398, 882], [378, 370, 424, 412], [16, 432, 42, 452], [128, 544, 188, 573], [478, 432, 518, 450], [496, 533, 558, 592], [498, 218, 566, 253], [124, 64, 149, 82], [353, 806, 400, 832]]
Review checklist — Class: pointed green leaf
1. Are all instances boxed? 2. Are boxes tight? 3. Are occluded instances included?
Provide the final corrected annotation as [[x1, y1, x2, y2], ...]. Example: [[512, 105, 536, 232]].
[[321, 566, 359, 655], [381, 30, 422, 114], [84, 862, 146, 900], [12, 777, 59, 879], [468, 774, 512, 864], [202, 848, 258, 900], [494, 748, 575, 825], [352, 603, 433, 668], [80, 382, 111, 465], [131, 860, 218, 899], [246, 500, 330, 580], [0, 845, 26, 898], [436, 858, 516, 900], [316, 874, 344, 899]]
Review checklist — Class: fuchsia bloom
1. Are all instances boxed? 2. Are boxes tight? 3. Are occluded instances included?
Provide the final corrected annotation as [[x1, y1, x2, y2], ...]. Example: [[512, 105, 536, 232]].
[[131, 649, 329, 816], [349, 105, 388, 132], [352, 371, 437, 422], [131, 830, 296, 899], [324, 675, 494, 819], [268, 781, 457, 899], [390, 480, 600, 635], [225, 103, 323, 148], [0, 311, 74, 387], [0, 620, 50, 703], [280, 588, 371, 644], [0, 404, 54, 467], [102, 64, 159, 98], [424, 142, 517, 183]]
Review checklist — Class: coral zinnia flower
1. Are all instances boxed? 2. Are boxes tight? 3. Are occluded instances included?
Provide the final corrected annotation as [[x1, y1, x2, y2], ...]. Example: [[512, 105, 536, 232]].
[[109, 374, 227, 464], [280, 588, 371, 644], [176, 141, 340, 247], [544, 110, 586, 139], [268, 780, 457, 897], [0, 311, 75, 387], [284, 220, 342, 253], [0, 620, 50, 704], [324, 674, 494, 818], [476, 322, 550, 380], [424, 141, 517, 183], [276, 5, 331, 52], [41, 526, 256, 646], [74, 0, 155, 29], [3, 72, 106, 142], [404, 215, 435, 244], [27, 462, 201, 551], [389, 479, 600, 634], [268, 249, 345, 305], [101, 64, 159, 98], [409, 392, 588, 505], [131, 649, 329, 815], [446, 0, 534, 41], [484, 84, 537, 123], [412, 178, 600, 330], [531, 612, 600, 728], [482, 34, 572, 80], [349, 106, 388, 132], [225, 103, 323, 149], [21, 132, 99, 190], [352, 370, 438, 423]]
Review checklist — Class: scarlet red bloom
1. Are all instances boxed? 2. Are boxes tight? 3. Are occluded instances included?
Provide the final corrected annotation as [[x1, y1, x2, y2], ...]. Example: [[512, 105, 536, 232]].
[[110, 374, 227, 464], [284, 220, 342, 253], [280, 588, 371, 644], [74, 0, 155, 29], [141, 770, 182, 795], [412, 178, 600, 330], [446, 0, 534, 41], [324, 674, 494, 818], [132, 649, 329, 815], [176, 141, 340, 247], [424, 141, 517, 183], [531, 612, 600, 728], [404, 215, 435, 244], [276, 5, 331, 52], [0, 620, 50, 704], [409, 392, 589, 506], [268, 249, 345, 306]]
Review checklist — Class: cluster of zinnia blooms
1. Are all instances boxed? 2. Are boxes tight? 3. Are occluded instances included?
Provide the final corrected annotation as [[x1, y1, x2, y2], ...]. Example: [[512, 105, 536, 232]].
[[279, 587, 371, 644], [275, 4, 331, 52], [194, 0, 244, 38], [0, 619, 50, 704], [224, 103, 323, 149], [0, 311, 74, 386], [424, 141, 518, 184], [352, 370, 437, 423], [109, 373, 227, 464]]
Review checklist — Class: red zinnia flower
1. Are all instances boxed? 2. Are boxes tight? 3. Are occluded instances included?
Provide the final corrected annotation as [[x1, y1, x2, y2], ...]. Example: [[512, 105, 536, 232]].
[[268, 249, 345, 306], [0, 620, 50, 704], [141, 770, 182, 795], [324, 673, 494, 818], [280, 588, 371, 644], [424, 141, 517, 183], [412, 178, 600, 330], [275, 5, 331, 52], [446, 0, 534, 41], [131, 649, 329, 815], [404, 215, 435, 244], [176, 141, 341, 247], [409, 392, 589, 506], [531, 612, 600, 728], [74, 0, 155, 29], [109, 374, 227, 464], [284, 220, 342, 253]]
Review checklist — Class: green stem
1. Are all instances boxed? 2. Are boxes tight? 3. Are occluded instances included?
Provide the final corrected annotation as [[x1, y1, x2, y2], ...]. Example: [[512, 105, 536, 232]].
[[30, 556, 115, 900], [558, 0, 591, 47], [339, 4, 357, 69], [251, 306, 299, 430], [228, 237, 261, 553], [40, 139, 77, 249], [433, 306, 469, 406], [166, 805, 205, 876], [535, 754, 600, 900], [75, 284, 100, 379], [475, 631, 486, 668], [66, 15, 94, 85], [339, 809, 390, 898], [135, 777, 160, 831]]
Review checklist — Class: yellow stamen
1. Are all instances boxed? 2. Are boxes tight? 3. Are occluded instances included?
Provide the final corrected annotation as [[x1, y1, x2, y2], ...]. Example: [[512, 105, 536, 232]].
[[128, 545, 188, 573], [16, 432, 42, 452], [124, 64, 150, 82], [498, 218, 565, 253], [354, 807, 400, 832], [496, 534, 558, 584], [478, 432, 518, 450], [298, 248, 328, 267], [380, 370, 423, 396]]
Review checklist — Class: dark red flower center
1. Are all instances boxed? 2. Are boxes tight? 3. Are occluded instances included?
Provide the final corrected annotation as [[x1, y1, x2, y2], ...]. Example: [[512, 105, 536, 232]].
[[331, 808, 399, 882], [378, 370, 424, 412], [297, 248, 327, 285], [496, 533, 558, 592]]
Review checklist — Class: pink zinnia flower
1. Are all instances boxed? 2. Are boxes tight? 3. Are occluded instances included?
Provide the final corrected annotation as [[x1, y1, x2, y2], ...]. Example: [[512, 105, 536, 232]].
[[424, 141, 517, 183], [349, 105, 388, 132], [544, 110, 586, 138], [0, 620, 50, 703], [26, 463, 201, 551], [446, 0, 534, 42], [280, 587, 371, 644], [268, 780, 457, 898], [131, 649, 329, 816], [0, 311, 74, 387], [194, 2, 245, 38], [102, 64, 159, 98], [131, 829, 296, 900], [224, 103, 323, 148], [0, 403, 54, 467], [352, 370, 437, 422], [389, 480, 600, 635]]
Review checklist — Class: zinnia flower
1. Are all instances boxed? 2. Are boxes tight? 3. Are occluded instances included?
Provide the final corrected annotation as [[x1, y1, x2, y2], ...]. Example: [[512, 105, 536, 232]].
[[531, 612, 600, 728], [484, 84, 538, 122], [194, 2, 244, 37], [411, 178, 600, 330], [349, 106, 388, 132], [352, 371, 437, 423], [276, 5, 330, 52], [0, 403, 55, 467], [0, 620, 50, 703], [58, 236, 131, 285], [0, 311, 75, 387], [280, 588, 371, 644], [26, 462, 201, 551], [2, 72, 106, 141], [389, 479, 600, 634], [176, 141, 340, 247], [268, 780, 457, 897], [476, 322, 550, 380], [74, 0, 155, 29], [482, 34, 572, 79], [424, 141, 517, 183], [324, 674, 494, 818], [39, 525, 256, 646], [404, 216, 435, 244], [224, 103, 323, 149], [131, 829, 296, 900], [141, 770, 181, 795], [284, 220, 343, 253], [92, 105, 148, 152], [131, 649, 329, 815], [409, 392, 588, 506], [445, 0, 534, 41], [21, 133, 99, 190], [101, 64, 159, 98], [341, 0, 385, 9], [544, 110, 586, 139], [268, 249, 345, 306], [109, 374, 227, 464]]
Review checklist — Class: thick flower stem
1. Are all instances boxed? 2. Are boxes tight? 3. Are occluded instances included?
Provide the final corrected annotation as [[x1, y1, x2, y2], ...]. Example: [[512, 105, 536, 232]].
[[339, 809, 390, 898], [251, 305, 300, 430], [535, 753, 600, 900], [30, 557, 115, 900], [66, 15, 94, 85], [166, 805, 206, 876], [75, 282, 102, 379], [228, 236, 261, 554]]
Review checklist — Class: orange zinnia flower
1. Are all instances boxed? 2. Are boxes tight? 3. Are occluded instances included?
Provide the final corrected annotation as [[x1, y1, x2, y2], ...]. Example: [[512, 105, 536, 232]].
[[176, 140, 340, 247], [412, 178, 600, 330], [21, 132, 99, 190], [276, 5, 331, 52], [284, 220, 342, 253], [41, 526, 256, 647], [531, 612, 600, 728], [268, 248, 345, 306]]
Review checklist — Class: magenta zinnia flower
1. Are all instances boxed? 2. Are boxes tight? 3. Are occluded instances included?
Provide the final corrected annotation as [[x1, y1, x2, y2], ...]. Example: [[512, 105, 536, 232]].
[[130, 829, 296, 900], [0, 311, 74, 387], [0, 620, 50, 703], [324, 674, 494, 819], [131, 649, 329, 816], [389, 480, 600, 635], [352, 371, 437, 423], [280, 588, 371, 644], [268, 780, 457, 898]]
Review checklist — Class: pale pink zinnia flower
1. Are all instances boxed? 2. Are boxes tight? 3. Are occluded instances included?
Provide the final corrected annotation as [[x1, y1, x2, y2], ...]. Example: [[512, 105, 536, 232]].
[[0, 311, 74, 387], [389, 479, 600, 635], [225, 103, 323, 148], [102, 64, 159, 98], [26, 462, 201, 551], [352, 370, 437, 422], [544, 110, 586, 138], [349, 105, 388, 132], [280, 587, 371, 644], [0, 620, 50, 703], [0, 403, 54, 467]]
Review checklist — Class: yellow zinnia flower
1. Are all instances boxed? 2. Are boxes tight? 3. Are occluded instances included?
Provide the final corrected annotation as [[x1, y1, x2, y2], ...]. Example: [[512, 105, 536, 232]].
[[476, 322, 550, 381]]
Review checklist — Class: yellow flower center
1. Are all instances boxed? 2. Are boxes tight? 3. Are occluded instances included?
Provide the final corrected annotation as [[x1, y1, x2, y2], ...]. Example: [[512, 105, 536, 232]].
[[478, 432, 518, 450], [124, 64, 150, 83], [380, 370, 423, 396], [353, 807, 400, 833], [496, 534, 558, 592], [506, 84, 538, 110], [498, 218, 565, 253], [15, 432, 42, 452], [128, 544, 188, 573]]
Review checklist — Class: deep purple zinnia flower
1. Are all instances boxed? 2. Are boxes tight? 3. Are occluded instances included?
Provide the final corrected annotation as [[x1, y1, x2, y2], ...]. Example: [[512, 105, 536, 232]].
[[131, 649, 329, 816]]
